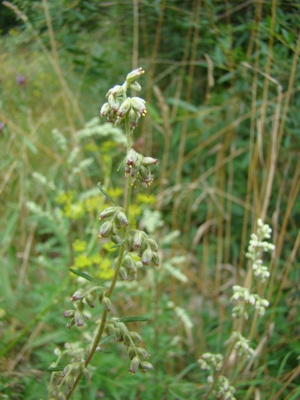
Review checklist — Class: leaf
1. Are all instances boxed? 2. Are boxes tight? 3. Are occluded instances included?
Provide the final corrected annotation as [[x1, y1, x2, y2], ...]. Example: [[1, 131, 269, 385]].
[[44, 364, 68, 372], [97, 182, 118, 205], [117, 316, 149, 323], [69, 268, 99, 284]]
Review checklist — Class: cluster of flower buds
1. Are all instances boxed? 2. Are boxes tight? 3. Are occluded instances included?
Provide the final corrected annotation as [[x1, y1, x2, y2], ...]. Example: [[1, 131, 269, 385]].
[[246, 219, 275, 283], [126, 229, 160, 267], [125, 148, 158, 187], [64, 287, 110, 328], [231, 285, 269, 318], [198, 352, 224, 372], [49, 344, 91, 399], [119, 252, 142, 281], [100, 68, 146, 128], [227, 331, 254, 358], [99, 206, 129, 243], [212, 376, 236, 400], [105, 318, 153, 374]]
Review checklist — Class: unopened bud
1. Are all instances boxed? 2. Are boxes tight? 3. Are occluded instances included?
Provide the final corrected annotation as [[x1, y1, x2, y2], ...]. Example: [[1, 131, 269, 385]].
[[118, 98, 132, 118], [133, 230, 144, 248], [105, 323, 115, 336], [129, 108, 140, 129], [66, 317, 75, 329], [100, 102, 110, 117], [119, 266, 128, 280], [102, 296, 112, 311], [85, 294, 96, 308], [140, 361, 153, 372], [126, 148, 140, 167], [129, 81, 142, 91], [137, 347, 150, 359], [129, 356, 140, 374], [123, 254, 134, 270], [99, 221, 113, 238], [63, 310, 75, 318], [71, 290, 84, 301], [131, 97, 147, 116], [111, 234, 122, 244], [116, 211, 129, 226], [126, 67, 145, 84], [129, 331, 142, 343], [74, 311, 85, 327], [142, 157, 158, 166], [141, 247, 153, 265], [147, 238, 158, 252], [152, 252, 160, 267], [99, 207, 118, 220]]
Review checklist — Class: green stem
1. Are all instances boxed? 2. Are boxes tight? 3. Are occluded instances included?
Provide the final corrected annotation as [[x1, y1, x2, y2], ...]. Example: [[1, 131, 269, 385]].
[[65, 116, 133, 399]]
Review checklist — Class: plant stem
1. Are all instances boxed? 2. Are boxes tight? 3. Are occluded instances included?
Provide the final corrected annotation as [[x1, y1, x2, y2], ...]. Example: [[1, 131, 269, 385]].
[[65, 117, 133, 400]]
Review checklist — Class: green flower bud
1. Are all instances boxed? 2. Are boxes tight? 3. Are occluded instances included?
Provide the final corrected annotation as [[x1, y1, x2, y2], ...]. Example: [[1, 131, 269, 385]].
[[152, 252, 160, 267], [85, 294, 96, 308], [66, 317, 75, 329], [116, 211, 129, 226], [131, 97, 147, 116], [74, 311, 85, 327], [140, 361, 153, 372], [147, 238, 158, 252], [115, 327, 124, 342], [102, 296, 112, 311], [129, 331, 142, 343], [129, 81, 142, 91], [127, 346, 136, 359], [99, 207, 118, 220], [63, 310, 75, 318], [139, 165, 151, 179], [57, 392, 67, 400], [100, 102, 110, 117], [133, 230, 143, 248], [119, 266, 128, 280], [99, 221, 113, 238], [71, 290, 84, 301], [126, 148, 140, 167], [129, 356, 140, 374], [111, 234, 123, 244], [107, 93, 121, 112], [141, 247, 153, 265], [105, 323, 115, 336], [126, 67, 145, 84], [142, 156, 158, 166], [137, 347, 150, 359], [111, 85, 123, 96], [128, 108, 141, 129], [118, 98, 132, 118]]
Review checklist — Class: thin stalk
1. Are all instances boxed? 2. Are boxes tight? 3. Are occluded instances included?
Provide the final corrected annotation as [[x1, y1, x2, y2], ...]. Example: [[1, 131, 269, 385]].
[[65, 116, 133, 399]]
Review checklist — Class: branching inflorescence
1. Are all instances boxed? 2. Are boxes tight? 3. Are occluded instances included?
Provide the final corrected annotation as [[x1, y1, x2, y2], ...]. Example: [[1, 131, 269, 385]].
[[198, 219, 275, 400], [48, 69, 159, 400]]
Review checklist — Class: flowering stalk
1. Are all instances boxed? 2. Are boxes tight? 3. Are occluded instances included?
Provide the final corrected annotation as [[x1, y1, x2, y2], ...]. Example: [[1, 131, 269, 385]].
[[48, 69, 159, 399], [198, 219, 275, 400]]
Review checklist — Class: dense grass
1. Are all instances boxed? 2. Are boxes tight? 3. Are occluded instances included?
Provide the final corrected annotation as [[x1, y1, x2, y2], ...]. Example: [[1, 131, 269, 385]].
[[0, 1, 299, 399]]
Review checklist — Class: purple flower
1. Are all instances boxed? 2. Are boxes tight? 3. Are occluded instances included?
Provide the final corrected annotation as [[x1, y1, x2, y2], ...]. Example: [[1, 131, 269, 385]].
[[16, 75, 27, 86]]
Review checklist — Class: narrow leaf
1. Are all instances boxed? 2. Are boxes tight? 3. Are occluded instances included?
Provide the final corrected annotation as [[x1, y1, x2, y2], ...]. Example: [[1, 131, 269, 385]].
[[69, 268, 99, 284], [117, 316, 149, 323], [44, 364, 68, 372], [97, 182, 117, 205]]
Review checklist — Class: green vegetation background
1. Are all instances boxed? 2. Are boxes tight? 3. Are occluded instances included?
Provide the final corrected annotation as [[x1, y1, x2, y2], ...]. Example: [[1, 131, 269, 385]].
[[0, 1, 299, 399]]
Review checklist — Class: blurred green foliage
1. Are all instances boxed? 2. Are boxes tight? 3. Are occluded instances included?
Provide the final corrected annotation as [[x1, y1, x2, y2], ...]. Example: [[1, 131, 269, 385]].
[[0, 1, 299, 399]]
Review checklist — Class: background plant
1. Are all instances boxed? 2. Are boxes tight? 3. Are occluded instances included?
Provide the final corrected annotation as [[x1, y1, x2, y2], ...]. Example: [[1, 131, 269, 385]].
[[0, 1, 299, 399]]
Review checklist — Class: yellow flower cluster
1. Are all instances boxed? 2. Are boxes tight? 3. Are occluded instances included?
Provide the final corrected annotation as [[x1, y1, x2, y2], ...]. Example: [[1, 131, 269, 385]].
[[71, 239, 114, 280]]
